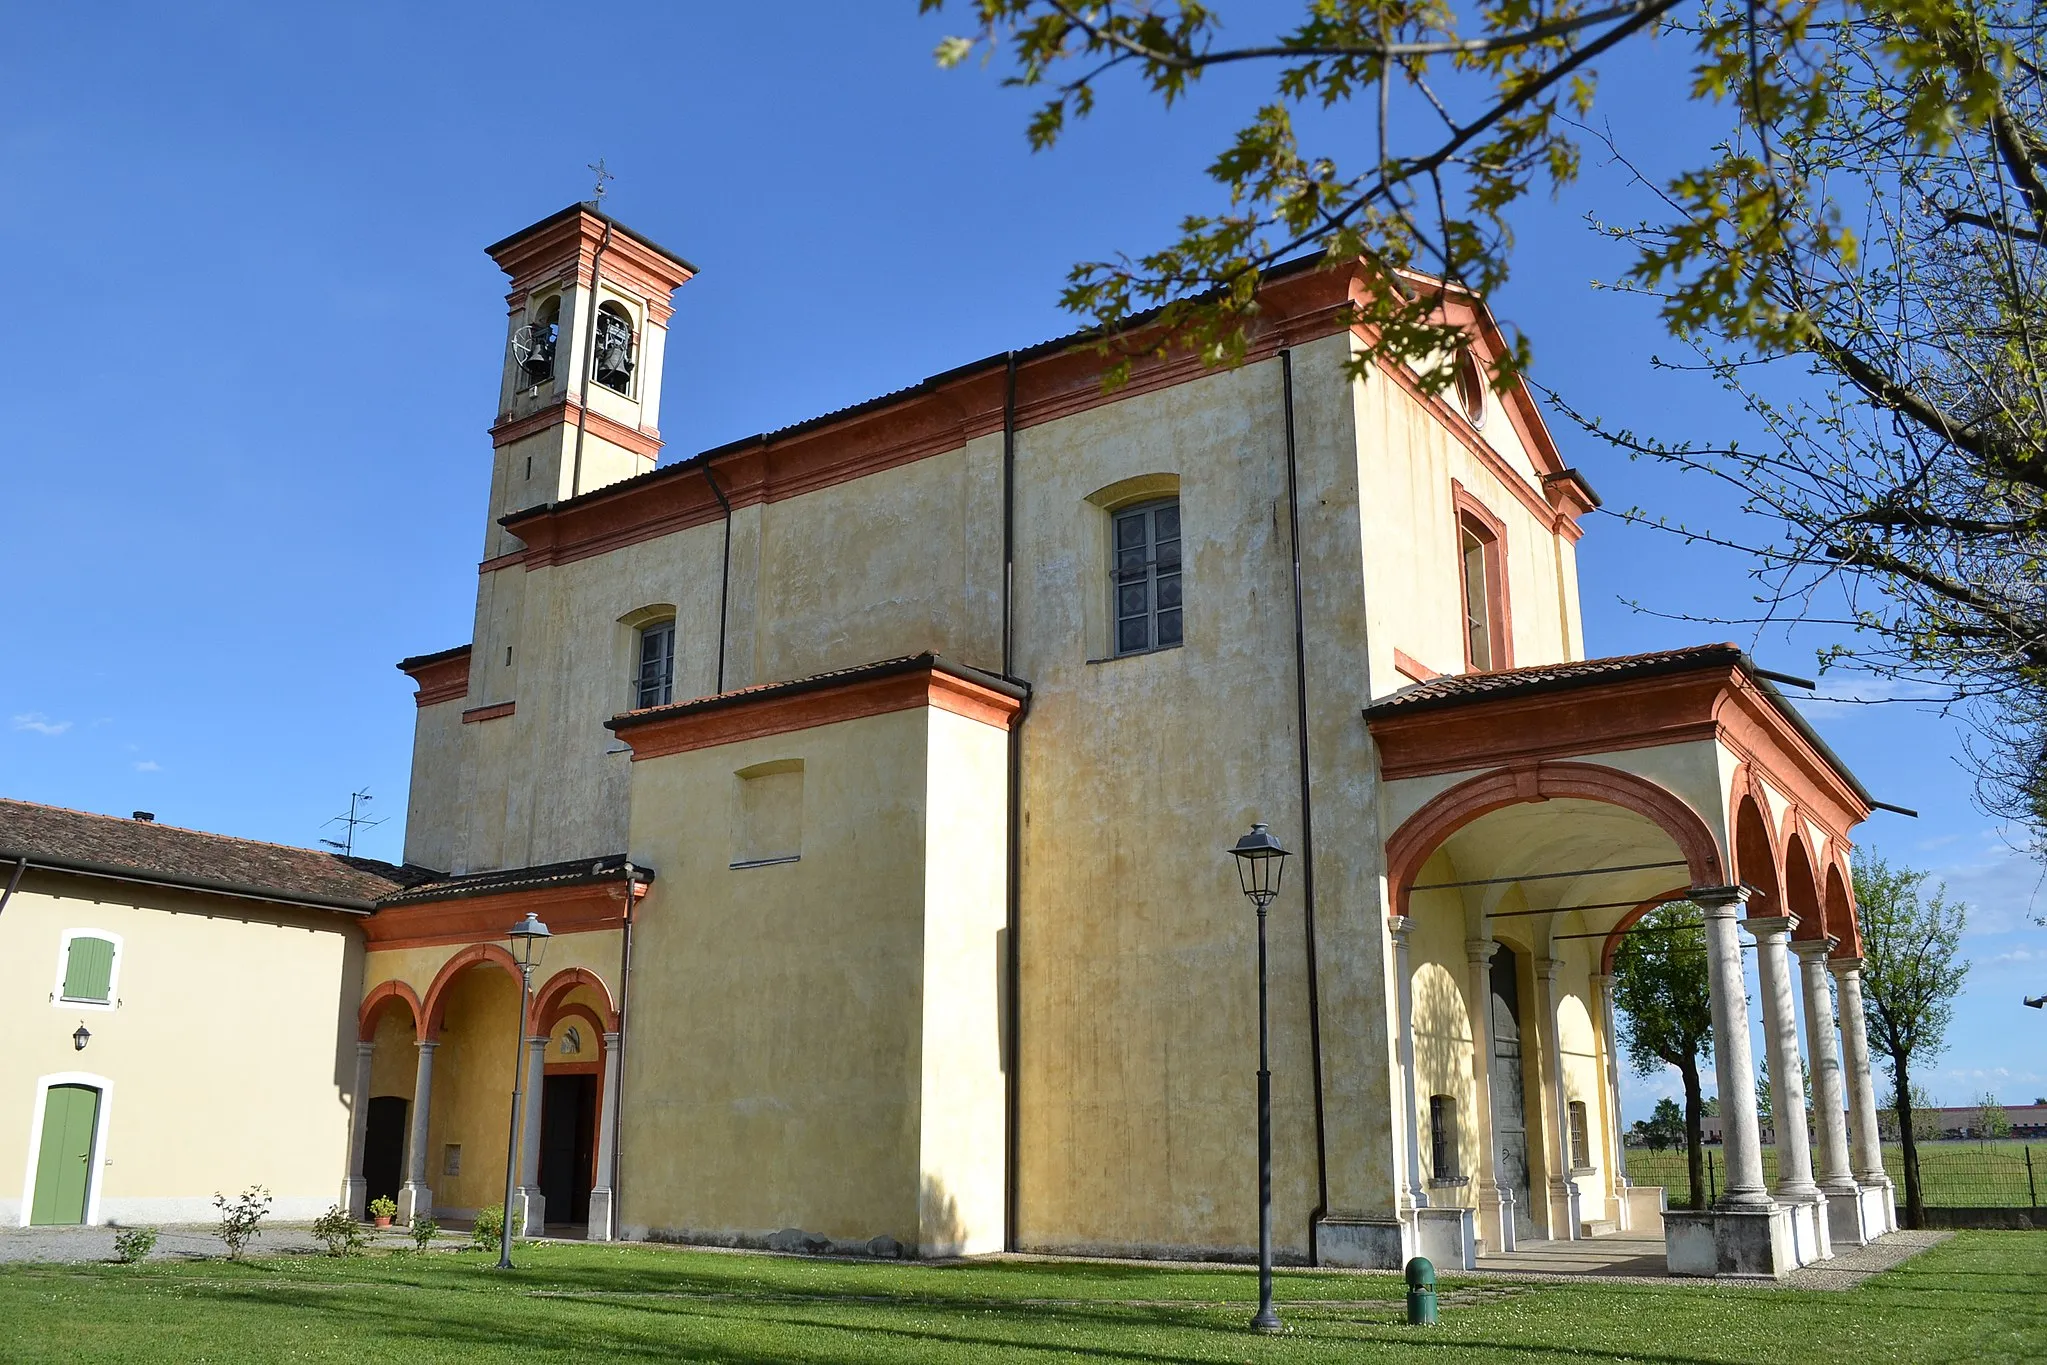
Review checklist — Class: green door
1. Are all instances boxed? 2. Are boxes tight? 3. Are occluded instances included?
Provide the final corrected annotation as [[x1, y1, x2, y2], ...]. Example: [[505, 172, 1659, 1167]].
[[30, 1084, 101, 1225]]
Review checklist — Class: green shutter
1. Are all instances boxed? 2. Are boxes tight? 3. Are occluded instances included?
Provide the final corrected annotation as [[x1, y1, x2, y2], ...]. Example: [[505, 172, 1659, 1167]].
[[62, 936, 115, 1002]]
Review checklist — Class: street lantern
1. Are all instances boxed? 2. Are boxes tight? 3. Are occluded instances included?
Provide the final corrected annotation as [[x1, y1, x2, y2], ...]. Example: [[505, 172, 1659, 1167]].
[[498, 912, 551, 1270], [1229, 821, 1291, 1335]]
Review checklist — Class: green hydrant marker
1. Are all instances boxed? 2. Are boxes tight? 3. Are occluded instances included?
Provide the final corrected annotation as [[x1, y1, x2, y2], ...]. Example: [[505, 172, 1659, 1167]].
[[1404, 1255, 1438, 1326]]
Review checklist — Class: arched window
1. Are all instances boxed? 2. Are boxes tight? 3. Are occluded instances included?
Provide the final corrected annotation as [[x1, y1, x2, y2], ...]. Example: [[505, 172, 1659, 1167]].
[[634, 618, 676, 708], [1111, 498, 1182, 656], [593, 301, 636, 396], [513, 296, 560, 388], [1458, 513, 1502, 672]]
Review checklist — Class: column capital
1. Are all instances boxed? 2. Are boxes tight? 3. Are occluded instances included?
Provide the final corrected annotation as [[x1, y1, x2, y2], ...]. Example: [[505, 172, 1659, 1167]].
[[1689, 884, 1751, 914], [1791, 935, 1840, 962], [1829, 955, 1866, 977], [416, 1038, 439, 1054], [1387, 914, 1414, 943], [1465, 938, 1498, 966], [526, 1034, 550, 1048], [356, 1040, 377, 1057], [1740, 913, 1799, 940], [601, 1031, 622, 1047], [1535, 955, 1562, 982]]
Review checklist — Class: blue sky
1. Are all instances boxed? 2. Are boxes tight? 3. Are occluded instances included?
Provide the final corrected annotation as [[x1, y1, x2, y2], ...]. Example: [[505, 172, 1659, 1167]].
[[2, 3, 2040, 1119]]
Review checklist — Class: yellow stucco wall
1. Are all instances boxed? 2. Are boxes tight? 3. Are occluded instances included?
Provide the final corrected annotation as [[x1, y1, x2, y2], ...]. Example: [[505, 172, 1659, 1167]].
[[1, 872, 361, 1224]]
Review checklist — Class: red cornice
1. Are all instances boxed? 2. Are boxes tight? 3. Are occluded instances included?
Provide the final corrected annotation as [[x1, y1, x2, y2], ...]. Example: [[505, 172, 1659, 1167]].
[[488, 206, 695, 301], [462, 701, 515, 724], [490, 394, 663, 460], [401, 647, 471, 708], [363, 880, 640, 955], [614, 664, 1024, 760]]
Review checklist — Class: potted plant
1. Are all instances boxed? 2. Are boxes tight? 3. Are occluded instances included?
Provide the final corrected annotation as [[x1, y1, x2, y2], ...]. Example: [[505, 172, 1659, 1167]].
[[368, 1196, 398, 1229]]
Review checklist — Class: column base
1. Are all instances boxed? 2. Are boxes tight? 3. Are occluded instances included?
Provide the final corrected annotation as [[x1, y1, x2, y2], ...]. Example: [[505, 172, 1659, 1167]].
[[396, 1182, 432, 1227], [1550, 1180, 1585, 1242], [1858, 1178, 1898, 1233], [512, 1186, 546, 1237], [1312, 1215, 1405, 1269], [340, 1176, 367, 1221], [586, 1188, 615, 1242], [1410, 1206, 1477, 1270], [1824, 1186, 1882, 1246], [1663, 1205, 1800, 1279], [1612, 1177, 1633, 1231]]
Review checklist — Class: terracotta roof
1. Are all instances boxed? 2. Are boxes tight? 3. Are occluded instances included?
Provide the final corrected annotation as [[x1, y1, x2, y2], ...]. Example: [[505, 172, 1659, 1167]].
[[606, 651, 1028, 733], [1365, 644, 1749, 717], [377, 853, 649, 907], [0, 798, 436, 913]]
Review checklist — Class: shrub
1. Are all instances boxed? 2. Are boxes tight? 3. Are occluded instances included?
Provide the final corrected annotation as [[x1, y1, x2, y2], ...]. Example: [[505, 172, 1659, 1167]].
[[211, 1185, 272, 1260], [311, 1203, 366, 1257], [410, 1213, 439, 1251], [368, 1195, 398, 1221], [111, 1226, 158, 1264], [469, 1202, 504, 1252]]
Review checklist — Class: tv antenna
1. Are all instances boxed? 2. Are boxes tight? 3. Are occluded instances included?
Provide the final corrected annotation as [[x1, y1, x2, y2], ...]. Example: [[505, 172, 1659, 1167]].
[[587, 157, 614, 208], [322, 788, 387, 858]]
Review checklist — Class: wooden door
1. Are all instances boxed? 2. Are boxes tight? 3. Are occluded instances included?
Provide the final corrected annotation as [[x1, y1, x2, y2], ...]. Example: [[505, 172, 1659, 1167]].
[[1489, 948, 1536, 1243], [31, 1084, 100, 1225]]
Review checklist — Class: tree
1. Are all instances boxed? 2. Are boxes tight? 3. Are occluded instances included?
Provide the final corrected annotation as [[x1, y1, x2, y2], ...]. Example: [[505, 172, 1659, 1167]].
[[928, 2, 2046, 838], [1641, 1096, 1687, 1151], [1976, 1092, 2013, 1142], [1879, 1081, 1944, 1141], [1566, 5, 2047, 840], [1611, 902, 1715, 1209], [1855, 853, 1969, 1228]]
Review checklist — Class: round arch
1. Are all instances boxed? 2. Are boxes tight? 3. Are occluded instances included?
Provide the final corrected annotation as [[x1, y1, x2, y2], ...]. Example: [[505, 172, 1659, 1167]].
[[357, 979, 424, 1043], [533, 967, 618, 1034], [1783, 832, 1825, 940], [1596, 885, 1694, 974], [1385, 761, 1726, 918], [421, 942, 525, 1040], [1731, 787, 1782, 917], [544, 1001, 613, 1060], [1824, 861, 1862, 957]]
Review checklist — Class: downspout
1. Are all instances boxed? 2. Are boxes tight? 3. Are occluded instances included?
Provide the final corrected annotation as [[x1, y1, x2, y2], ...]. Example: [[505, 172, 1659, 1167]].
[[0, 855, 25, 920], [702, 464, 733, 692], [569, 216, 617, 500], [609, 862, 639, 1242], [1280, 348, 1331, 1256], [1001, 351, 1026, 1253]]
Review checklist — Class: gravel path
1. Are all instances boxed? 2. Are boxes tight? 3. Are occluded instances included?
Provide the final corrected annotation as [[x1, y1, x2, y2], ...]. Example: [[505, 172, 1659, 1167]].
[[0, 1223, 422, 1264]]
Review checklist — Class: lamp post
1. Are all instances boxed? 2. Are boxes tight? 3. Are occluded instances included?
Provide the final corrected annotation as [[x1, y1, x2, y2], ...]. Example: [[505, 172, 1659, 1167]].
[[498, 911, 551, 1270], [1229, 821, 1290, 1334]]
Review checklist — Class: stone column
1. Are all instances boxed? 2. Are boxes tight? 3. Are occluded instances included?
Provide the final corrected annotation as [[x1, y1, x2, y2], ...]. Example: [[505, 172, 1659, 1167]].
[[1794, 940, 1857, 1194], [340, 1040, 374, 1218], [512, 1034, 548, 1235], [1831, 959, 1891, 1199], [1590, 973, 1632, 1230], [586, 1031, 623, 1240], [395, 1040, 437, 1226], [1745, 916, 1821, 1202], [1535, 956, 1583, 1240], [1696, 890, 1772, 1209], [1389, 917, 1429, 1214], [1465, 939, 1513, 1252]]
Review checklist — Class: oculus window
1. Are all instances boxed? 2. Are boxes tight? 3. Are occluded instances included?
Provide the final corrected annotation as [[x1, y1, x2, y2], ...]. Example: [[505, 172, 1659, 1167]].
[[1112, 499, 1182, 656]]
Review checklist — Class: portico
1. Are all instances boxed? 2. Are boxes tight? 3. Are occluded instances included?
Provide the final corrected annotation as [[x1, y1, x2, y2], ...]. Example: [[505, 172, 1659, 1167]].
[[1367, 644, 1892, 1279]]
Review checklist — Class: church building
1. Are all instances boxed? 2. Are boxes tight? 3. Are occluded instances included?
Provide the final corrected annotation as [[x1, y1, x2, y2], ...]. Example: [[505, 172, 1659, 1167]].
[[2, 203, 1900, 1279]]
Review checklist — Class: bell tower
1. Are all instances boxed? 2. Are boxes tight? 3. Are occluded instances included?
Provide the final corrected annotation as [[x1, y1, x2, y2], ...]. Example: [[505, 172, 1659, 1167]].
[[481, 205, 697, 560]]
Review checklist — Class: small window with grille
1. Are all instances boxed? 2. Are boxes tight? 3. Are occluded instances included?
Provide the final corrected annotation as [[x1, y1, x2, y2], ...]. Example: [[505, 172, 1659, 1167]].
[[1429, 1094, 1461, 1179], [1111, 498, 1182, 656], [634, 620, 676, 709], [1569, 1100, 1592, 1170]]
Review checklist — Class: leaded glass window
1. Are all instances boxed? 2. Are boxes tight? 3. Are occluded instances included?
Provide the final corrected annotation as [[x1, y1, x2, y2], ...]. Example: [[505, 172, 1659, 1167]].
[[1112, 499, 1182, 656]]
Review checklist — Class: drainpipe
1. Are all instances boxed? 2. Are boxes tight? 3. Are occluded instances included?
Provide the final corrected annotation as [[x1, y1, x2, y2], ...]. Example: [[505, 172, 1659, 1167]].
[[0, 855, 26, 919], [702, 464, 733, 693], [1001, 350, 1026, 1253], [1280, 349, 1331, 1258], [569, 216, 616, 500], [609, 861, 639, 1241]]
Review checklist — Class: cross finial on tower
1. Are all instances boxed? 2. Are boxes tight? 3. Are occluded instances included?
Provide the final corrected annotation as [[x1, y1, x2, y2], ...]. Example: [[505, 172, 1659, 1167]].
[[587, 157, 614, 208]]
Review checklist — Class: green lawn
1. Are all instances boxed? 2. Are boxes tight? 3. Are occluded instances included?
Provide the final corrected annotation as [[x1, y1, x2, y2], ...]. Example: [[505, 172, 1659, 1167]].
[[2, 1231, 2043, 1363], [1627, 1140, 2044, 1206]]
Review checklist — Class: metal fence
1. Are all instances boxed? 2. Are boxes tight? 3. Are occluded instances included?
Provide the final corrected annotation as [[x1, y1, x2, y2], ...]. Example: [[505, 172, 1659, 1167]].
[[1624, 1141, 2042, 1208]]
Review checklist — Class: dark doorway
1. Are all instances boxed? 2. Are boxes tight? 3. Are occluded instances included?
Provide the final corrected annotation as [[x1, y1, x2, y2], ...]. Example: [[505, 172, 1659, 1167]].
[[539, 1072, 597, 1225], [363, 1096, 407, 1209], [1490, 944, 1536, 1244]]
